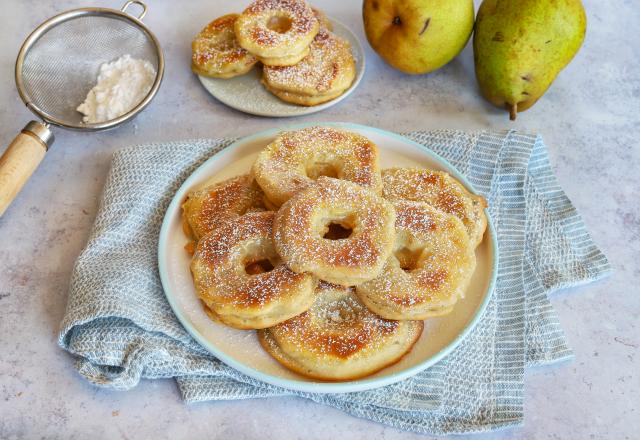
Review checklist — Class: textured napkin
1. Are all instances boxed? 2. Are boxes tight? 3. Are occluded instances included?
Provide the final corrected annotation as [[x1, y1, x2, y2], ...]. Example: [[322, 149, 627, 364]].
[[58, 129, 610, 435]]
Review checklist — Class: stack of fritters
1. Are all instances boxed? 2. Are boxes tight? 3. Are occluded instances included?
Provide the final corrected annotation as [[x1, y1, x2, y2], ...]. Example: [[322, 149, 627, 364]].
[[191, 0, 356, 106], [183, 126, 487, 380]]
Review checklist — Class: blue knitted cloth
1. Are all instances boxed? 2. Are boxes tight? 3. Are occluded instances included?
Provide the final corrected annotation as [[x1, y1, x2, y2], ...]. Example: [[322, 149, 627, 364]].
[[59, 129, 610, 435]]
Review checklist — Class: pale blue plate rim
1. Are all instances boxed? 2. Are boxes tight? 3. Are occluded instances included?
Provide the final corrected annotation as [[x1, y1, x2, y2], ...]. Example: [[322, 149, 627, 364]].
[[158, 122, 499, 394]]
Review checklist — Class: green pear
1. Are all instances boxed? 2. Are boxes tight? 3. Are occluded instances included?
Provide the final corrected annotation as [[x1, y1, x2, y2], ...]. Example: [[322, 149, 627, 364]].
[[473, 0, 586, 120]]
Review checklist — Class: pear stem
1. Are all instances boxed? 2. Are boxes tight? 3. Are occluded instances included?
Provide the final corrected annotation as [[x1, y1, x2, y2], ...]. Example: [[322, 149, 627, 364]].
[[509, 103, 517, 121]]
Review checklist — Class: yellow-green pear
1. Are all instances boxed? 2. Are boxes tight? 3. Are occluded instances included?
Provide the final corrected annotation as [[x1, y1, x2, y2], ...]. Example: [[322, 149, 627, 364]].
[[363, 0, 474, 74], [474, 0, 586, 120]]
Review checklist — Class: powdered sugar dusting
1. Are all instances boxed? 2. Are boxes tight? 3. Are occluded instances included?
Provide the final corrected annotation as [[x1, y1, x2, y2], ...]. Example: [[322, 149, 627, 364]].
[[262, 29, 354, 94], [273, 177, 395, 283], [269, 283, 405, 358], [238, 0, 318, 54], [356, 200, 476, 316], [76, 54, 155, 123], [192, 212, 313, 313], [382, 167, 487, 245], [192, 14, 257, 76], [182, 174, 265, 240], [253, 126, 381, 206]]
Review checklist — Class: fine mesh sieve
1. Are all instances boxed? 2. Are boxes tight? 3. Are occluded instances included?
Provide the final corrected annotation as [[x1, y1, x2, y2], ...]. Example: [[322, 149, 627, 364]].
[[17, 0, 163, 130], [0, 1, 164, 216]]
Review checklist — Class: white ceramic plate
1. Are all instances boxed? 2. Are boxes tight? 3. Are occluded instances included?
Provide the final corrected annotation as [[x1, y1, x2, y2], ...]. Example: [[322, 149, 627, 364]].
[[196, 19, 365, 117], [158, 123, 498, 393]]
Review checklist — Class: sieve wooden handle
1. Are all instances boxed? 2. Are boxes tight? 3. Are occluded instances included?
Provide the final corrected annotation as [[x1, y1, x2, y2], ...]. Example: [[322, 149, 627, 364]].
[[0, 122, 53, 217]]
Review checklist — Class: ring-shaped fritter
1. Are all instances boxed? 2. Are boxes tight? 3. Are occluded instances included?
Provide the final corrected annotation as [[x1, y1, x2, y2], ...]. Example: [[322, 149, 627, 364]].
[[382, 167, 488, 247], [253, 126, 382, 207], [234, 0, 319, 66], [356, 201, 476, 320], [262, 29, 356, 106], [192, 14, 258, 78], [191, 211, 317, 329], [258, 282, 424, 380], [273, 177, 395, 286], [182, 174, 265, 244]]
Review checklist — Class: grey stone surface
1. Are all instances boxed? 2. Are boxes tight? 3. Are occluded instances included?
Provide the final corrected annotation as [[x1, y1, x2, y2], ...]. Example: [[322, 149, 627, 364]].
[[0, 0, 638, 438]]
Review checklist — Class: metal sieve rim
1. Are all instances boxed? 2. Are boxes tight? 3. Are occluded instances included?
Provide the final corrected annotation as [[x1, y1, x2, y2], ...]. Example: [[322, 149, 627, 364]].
[[14, 4, 165, 132]]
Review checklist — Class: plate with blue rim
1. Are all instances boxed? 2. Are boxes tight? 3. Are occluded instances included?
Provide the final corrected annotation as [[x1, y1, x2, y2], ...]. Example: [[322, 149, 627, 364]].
[[158, 122, 498, 393]]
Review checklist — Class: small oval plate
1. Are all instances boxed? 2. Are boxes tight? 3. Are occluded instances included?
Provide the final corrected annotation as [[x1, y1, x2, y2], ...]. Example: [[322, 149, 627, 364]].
[[196, 19, 365, 117]]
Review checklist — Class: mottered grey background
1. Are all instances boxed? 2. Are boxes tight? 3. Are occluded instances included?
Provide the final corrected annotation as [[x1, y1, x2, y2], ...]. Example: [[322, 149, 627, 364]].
[[0, 0, 638, 439]]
